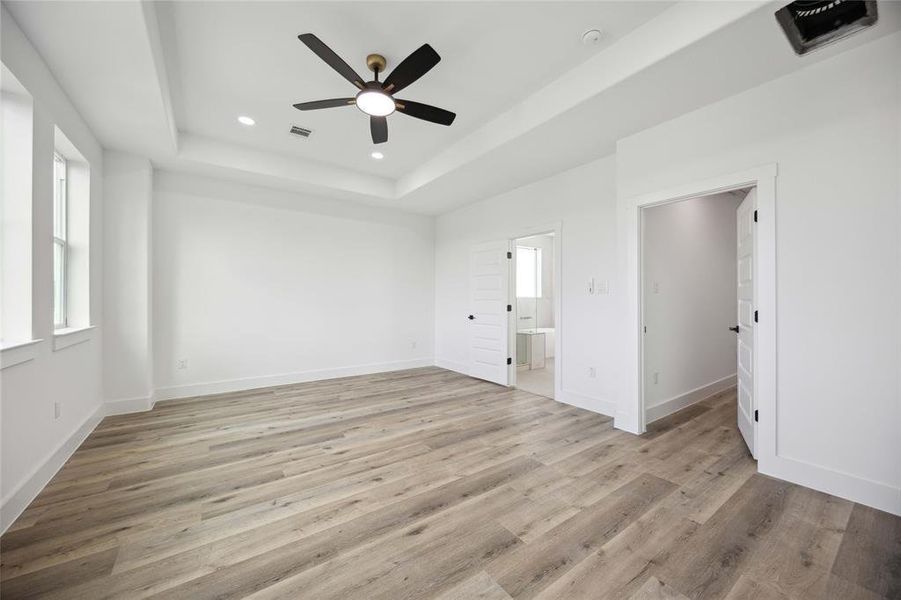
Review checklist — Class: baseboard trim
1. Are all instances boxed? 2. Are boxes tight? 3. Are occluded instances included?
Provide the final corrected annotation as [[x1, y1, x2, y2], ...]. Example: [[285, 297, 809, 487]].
[[762, 455, 901, 517], [434, 358, 616, 420], [154, 358, 435, 401], [645, 374, 737, 424], [556, 388, 617, 419], [105, 395, 155, 416], [0, 403, 105, 534]]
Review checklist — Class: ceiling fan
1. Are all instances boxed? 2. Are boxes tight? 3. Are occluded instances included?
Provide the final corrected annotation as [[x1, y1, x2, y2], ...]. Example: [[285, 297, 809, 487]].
[[293, 34, 456, 145]]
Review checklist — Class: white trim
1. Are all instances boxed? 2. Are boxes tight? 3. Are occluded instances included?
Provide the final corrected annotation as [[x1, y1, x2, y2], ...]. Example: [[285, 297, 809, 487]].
[[53, 152, 69, 330], [0, 339, 43, 369], [52, 325, 95, 351], [105, 395, 155, 416], [0, 402, 104, 534], [621, 164, 804, 504], [620, 164, 776, 445], [154, 358, 434, 401], [763, 456, 901, 517], [503, 221, 564, 404], [645, 374, 736, 424], [556, 389, 616, 419]]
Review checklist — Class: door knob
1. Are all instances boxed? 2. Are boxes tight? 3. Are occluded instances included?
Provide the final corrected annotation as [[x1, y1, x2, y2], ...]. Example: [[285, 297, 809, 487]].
[[467, 315, 475, 320], [729, 325, 739, 333]]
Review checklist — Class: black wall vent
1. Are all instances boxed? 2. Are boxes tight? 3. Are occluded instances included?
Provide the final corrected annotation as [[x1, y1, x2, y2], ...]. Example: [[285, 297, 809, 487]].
[[289, 125, 313, 138], [776, 0, 878, 55]]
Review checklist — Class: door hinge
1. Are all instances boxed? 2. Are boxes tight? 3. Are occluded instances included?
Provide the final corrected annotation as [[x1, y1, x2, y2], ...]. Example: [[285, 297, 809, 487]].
[[507, 357, 512, 365], [753, 210, 758, 223], [507, 304, 512, 312], [754, 409, 759, 422], [506, 251, 512, 259], [754, 310, 758, 323]]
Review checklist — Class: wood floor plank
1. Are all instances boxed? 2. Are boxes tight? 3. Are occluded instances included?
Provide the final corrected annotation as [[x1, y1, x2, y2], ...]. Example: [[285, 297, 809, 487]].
[[151, 456, 542, 599], [433, 571, 514, 600], [629, 576, 692, 600], [650, 474, 792, 600], [1, 368, 896, 600], [831, 503, 901, 599], [487, 473, 677, 599], [0, 547, 119, 599]]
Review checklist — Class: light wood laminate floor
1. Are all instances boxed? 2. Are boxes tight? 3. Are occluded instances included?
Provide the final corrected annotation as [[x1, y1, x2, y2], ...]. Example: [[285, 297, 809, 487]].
[[1, 367, 898, 599]]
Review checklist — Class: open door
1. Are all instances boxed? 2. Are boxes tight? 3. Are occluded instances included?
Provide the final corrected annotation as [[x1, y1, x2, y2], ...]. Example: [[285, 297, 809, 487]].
[[468, 241, 511, 386], [736, 188, 757, 457]]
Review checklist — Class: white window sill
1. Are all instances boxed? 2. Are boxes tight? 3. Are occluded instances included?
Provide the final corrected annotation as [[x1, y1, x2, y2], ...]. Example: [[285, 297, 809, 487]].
[[53, 326, 95, 351], [1, 339, 43, 369]]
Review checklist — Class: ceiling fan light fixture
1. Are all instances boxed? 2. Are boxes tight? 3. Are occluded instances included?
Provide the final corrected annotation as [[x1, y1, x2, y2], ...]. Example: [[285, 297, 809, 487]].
[[355, 89, 395, 117], [295, 34, 455, 144]]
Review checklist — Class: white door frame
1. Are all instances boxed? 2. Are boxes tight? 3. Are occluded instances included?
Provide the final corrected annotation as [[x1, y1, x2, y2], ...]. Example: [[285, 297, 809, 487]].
[[505, 222, 563, 400], [620, 165, 777, 471]]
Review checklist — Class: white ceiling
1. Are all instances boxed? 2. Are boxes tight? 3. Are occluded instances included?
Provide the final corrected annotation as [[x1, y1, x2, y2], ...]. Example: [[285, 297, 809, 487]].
[[161, 1, 673, 178], [4, 1, 900, 214]]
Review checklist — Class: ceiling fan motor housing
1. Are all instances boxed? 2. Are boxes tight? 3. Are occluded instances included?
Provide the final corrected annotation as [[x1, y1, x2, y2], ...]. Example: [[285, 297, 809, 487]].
[[294, 34, 455, 144], [366, 54, 387, 74]]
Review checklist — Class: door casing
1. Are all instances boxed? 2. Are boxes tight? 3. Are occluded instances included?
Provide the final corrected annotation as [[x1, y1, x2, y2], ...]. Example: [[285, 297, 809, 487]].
[[622, 165, 777, 474], [508, 225, 562, 398]]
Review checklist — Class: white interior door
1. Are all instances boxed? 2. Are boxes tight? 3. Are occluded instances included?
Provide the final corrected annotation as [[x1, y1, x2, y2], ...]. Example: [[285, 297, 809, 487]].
[[736, 188, 757, 457], [468, 241, 510, 386]]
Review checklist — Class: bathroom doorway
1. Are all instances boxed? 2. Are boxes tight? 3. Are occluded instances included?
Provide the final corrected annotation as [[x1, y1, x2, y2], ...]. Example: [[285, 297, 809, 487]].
[[512, 232, 556, 399]]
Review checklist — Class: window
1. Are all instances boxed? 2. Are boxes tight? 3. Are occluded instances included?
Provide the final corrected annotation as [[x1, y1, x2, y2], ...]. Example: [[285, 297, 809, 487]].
[[52, 125, 91, 339], [516, 246, 542, 298], [1, 64, 34, 349], [53, 152, 68, 329]]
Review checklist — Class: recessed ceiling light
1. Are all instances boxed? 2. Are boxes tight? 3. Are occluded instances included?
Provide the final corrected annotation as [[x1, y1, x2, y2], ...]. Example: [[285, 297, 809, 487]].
[[370, 151, 384, 160], [237, 115, 256, 126]]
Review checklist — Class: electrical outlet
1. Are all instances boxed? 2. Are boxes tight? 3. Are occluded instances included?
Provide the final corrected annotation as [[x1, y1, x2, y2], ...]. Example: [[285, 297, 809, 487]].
[[54, 402, 61, 420], [653, 281, 660, 294], [588, 367, 596, 378], [653, 371, 659, 384], [177, 359, 188, 370], [411, 341, 417, 350]]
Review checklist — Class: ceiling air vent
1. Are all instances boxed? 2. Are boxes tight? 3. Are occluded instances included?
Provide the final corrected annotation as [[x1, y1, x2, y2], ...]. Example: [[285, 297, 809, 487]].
[[289, 125, 313, 138], [776, 0, 878, 55]]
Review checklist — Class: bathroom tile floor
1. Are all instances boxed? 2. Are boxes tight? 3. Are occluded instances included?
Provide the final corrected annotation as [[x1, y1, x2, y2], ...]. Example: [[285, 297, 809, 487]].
[[517, 361, 555, 398]]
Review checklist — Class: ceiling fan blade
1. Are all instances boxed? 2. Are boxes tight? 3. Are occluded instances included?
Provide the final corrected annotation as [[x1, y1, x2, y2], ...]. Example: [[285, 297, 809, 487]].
[[370, 116, 388, 144], [382, 44, 440, 94], [293, 98, 355, 111], [395, 100, 456, 126], [298, 33, 365, 89]]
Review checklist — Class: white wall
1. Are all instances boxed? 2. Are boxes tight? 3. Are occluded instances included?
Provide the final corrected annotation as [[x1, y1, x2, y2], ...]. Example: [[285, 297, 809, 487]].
[[435, 156, 618, 416], [1, 6, 104, 532], [643, 193, 740, 420], [617, 33, 901, 513], [436, 32, 900, 514], [152, 171, 435, 399], [103, 151, 153, 411]]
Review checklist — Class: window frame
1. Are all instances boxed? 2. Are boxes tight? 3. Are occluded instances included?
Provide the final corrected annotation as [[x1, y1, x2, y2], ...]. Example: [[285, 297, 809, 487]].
[[53, 152, 68, 330]]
